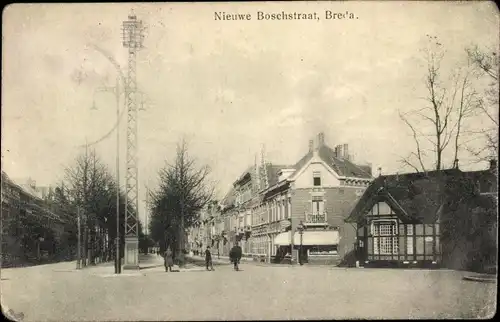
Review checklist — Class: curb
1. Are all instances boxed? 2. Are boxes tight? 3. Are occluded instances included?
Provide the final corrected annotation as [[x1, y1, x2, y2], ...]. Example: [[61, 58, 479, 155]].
[[463, 275, 496, 283]]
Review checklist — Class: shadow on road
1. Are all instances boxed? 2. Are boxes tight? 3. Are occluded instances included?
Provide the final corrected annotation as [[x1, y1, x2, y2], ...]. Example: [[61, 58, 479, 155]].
[[139, 264, 163, 271]]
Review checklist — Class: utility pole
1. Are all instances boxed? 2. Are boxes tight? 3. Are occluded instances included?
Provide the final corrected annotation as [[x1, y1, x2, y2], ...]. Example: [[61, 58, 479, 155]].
[[122, 12, 144, 270], [144, 186, 149, 254]]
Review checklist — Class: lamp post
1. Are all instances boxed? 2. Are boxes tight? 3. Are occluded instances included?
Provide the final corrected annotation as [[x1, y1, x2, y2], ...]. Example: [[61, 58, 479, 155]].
[[296, 221, 305, 266]]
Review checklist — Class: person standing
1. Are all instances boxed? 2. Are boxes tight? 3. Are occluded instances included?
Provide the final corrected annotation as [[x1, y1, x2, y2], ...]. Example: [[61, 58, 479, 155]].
[[205, 246, 214, 271], [164, 247, 174, 272], [229, 242, 242, 271]]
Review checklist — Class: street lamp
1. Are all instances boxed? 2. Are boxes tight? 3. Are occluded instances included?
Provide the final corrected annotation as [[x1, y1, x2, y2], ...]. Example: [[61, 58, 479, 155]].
[[296, 221, 305, 266]]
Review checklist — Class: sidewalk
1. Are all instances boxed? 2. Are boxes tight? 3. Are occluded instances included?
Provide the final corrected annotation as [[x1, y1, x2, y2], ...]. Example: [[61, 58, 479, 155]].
[[187, 255, 273, 267]]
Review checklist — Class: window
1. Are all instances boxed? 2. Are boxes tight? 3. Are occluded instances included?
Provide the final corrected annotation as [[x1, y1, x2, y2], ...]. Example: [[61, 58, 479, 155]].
[[339, 189, 345, 195], [372, 221, 398, 255], [416, 237, 424, 254], [424, 237, 434, 257], [313, 171, 321, 186], [407, 236, 414, 255], [406, 224, 414, 255], [312, 197, 324, 215], [309, 245, 337, 255]]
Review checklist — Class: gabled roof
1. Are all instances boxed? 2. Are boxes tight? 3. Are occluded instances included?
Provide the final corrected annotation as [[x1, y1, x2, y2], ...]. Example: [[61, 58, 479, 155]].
[[346, 168, 480, 223], [287, 145, 373, 180], [265, 164, 291, 187], [316, 145, 373, 179]]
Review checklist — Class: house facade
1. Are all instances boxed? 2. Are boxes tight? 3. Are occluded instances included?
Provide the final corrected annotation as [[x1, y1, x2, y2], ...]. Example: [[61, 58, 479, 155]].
[[205, 132, 373, 265], [260, 133, 373, 265], [345, 161, 498, 271], [1, 172, 69, 267]]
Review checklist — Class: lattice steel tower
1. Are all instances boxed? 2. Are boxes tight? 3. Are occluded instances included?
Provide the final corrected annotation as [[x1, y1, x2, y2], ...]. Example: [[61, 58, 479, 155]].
[[122, 12, 144, 269]]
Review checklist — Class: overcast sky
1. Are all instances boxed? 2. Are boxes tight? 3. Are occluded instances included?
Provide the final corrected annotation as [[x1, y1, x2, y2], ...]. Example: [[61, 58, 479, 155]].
[[2, 2, 498, 226]]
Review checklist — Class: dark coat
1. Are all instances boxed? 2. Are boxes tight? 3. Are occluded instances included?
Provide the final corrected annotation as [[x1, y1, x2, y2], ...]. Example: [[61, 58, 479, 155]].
[[205, 249, 212, 262], [164, 249, 174, 267], [229, 245, 242, 263]]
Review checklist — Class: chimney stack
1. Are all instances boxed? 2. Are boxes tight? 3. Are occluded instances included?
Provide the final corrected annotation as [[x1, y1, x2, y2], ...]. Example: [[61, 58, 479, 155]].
[[343, 144, 349, 160], [309, 140, 314, 153], [337, 145, 343, 159], [318, 132, 325, 147]]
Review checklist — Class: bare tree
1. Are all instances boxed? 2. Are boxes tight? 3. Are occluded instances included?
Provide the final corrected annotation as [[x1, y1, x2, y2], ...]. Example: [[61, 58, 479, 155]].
[[62, 148, 122, 265], [465, 45, 499, 162], [399, 35, 480, 172], [149, 139, 214, 266]]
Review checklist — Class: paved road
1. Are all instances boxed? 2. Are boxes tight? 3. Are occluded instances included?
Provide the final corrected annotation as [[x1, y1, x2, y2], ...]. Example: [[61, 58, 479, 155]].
[[1, 257, 496, 320]]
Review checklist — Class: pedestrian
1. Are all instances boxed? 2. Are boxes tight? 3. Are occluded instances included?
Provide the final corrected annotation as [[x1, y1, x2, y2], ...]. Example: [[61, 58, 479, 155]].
[[229, 242, 242, 271], [205, 246, 214, 271], [164, 247, 174, 272]]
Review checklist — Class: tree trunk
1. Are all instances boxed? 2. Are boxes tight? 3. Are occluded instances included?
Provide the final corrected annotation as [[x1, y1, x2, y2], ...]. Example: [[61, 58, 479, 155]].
[[83, 224, 88, 267]]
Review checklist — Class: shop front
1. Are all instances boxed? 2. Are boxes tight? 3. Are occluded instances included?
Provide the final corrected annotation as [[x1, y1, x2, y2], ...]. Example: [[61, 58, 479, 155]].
[[274, 229, 339, 264]]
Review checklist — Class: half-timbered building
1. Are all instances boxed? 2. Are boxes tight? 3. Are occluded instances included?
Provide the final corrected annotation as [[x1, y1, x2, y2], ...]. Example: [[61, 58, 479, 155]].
[[346, 162, 497, 271]]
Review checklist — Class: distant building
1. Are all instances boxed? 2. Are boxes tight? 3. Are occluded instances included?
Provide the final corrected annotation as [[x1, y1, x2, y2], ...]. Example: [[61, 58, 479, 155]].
[[1, 172, 69, 267]]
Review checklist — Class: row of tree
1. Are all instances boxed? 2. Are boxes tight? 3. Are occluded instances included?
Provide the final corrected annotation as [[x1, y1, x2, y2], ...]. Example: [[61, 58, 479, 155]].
[[148, 140, 214, 266], [45, 148, 149, 265]]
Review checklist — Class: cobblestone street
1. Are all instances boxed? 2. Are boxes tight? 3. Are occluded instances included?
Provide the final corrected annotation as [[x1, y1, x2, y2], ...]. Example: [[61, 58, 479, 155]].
[[1, 256, 496, 321]]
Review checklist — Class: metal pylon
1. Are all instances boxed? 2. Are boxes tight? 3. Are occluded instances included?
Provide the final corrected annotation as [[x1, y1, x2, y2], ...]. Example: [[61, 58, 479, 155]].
[[122, 12, 144, 269]]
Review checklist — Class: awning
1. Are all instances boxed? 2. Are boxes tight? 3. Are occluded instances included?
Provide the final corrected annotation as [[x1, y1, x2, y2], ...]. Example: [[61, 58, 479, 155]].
[[274, 230, 339, 246], [274, 232, 291, 246]]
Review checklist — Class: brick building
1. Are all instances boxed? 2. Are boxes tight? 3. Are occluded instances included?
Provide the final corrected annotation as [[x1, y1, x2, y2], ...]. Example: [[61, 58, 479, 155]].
[[1, 171, 70, 267], [207, 132, 373, 265], [260, 133, 373, 264]]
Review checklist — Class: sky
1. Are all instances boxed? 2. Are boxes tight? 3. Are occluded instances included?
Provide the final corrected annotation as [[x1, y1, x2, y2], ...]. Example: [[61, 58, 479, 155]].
[[2, 1, 499, 228]]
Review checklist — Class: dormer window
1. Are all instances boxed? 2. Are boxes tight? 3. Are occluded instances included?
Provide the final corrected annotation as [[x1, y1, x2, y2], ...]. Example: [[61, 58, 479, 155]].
[[313, 171, 321, 186]]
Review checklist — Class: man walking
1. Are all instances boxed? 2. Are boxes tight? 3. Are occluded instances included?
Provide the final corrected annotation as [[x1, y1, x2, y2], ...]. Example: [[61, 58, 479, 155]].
[[164, 247, 174, 272], [205, 246, 214, 271], [229, 242, 242, 271]]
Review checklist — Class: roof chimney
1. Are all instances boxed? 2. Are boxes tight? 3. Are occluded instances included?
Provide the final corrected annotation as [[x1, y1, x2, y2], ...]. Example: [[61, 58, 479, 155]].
[[337, 145, 343, 159], [308, 140, 314, 153], [317, 132, 325, 148], [343, 144, 349, 160]]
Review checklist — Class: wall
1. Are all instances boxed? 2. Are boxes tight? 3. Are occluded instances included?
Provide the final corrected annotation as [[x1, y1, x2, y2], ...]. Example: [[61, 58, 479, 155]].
[[290, 187, 362, 263], [294, 160, 341, 189]]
